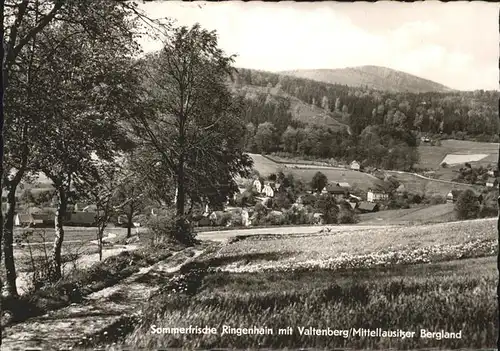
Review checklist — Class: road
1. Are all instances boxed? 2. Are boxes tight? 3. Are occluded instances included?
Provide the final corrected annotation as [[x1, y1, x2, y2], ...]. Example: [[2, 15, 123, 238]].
[[250, 153, 477, 185], [385, 170, 479, 187]]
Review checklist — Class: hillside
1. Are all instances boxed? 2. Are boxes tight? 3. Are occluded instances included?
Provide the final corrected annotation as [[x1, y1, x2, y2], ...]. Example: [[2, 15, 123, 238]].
[[231, 84, 348, 131], [280, 65, 453, 93]]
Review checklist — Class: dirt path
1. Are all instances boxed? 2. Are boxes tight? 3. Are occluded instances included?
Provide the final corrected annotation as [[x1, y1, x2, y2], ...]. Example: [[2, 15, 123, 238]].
[[2, 247, 207, 351]]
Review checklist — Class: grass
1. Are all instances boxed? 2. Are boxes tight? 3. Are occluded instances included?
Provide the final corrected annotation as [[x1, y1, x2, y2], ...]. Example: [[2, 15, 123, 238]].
[[249, 153, 383, 192], [388, 172, 479, 197], [417, 139, 498, 177], [122, 256, 497, 349], [108, 217, 499, 349], [213, 218, 497, 266], [13, 226, 146, 243], [358, 203, 456, 225]]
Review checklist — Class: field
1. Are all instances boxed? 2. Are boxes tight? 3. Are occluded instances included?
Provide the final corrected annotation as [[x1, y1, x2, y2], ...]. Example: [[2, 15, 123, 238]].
[[387, 171, 478, 197], [13, 226, 145, 244], [123, 218, 498, 349], [417, 139, 498, 178], [358, 203, 456, 225], [249, 153, 384, 192]]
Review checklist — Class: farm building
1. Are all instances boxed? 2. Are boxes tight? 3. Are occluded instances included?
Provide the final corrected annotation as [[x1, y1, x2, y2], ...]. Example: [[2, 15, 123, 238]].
[[66, 211, 97, 227], [367, 189, 388, 203], [253, 179, 262, 193], [357, 201, 380, 213], [14, 213, 54, 227], [337, 182, 351, 188], [486, 177, 498, 188], [262, 183, 275, 197], [14, 214, 34, 227], [325, 184, 349, 198], [350, 160, 361, 171]]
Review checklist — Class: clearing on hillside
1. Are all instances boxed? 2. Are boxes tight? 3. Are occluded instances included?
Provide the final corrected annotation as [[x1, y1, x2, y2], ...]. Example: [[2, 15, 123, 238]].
[[441, 153, 489, 165], [417, 139, 498, 171]]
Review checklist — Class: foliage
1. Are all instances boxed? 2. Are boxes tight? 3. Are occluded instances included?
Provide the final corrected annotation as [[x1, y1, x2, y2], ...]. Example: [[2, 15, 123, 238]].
[[455, 189, 480, 220], [314, 194, 338, 224], [132, 24, 253, 244], [147, 213, 196, 245], [310, 171, 328, 193], [126, 258, 497, 349]]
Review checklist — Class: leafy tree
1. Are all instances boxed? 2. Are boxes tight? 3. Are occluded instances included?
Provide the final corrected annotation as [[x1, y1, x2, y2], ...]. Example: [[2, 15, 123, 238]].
[[455, 189, 480, 220], [113, 171, 148, 239], [33, 14, 138, 280], [1, 0, 150, 297], [315, 193, 338, 224], [281, 126, 298, 153], [254, 122, 276, 153], [311, 171, 328, 193], [131, 24, 252, 244]]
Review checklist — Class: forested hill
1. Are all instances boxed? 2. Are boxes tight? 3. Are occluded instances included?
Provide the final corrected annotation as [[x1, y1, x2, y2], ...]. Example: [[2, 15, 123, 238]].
[[232, 67, 499, 141], [280, 65, 453, 93]]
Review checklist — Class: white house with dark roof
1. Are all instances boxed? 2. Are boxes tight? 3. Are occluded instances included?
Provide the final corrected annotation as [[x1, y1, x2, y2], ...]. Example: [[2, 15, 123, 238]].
[[367, 189, 388, 203], [350, 160, 361, 171]]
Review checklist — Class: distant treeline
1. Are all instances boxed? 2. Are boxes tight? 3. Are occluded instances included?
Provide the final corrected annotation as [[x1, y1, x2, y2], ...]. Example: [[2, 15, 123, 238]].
[[235, 68, 499, 140], [231, 68, 498, 171]]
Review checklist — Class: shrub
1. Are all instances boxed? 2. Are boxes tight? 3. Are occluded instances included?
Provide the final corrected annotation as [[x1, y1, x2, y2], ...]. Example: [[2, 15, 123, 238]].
[[315, 194, 338, 224], [338, 209, 357, 224], [455, 189, 480, 220], [263, 211, 289, 226], [428, 195, 446, 205], [440, 162, 448, 168], [147, 213, 196, 245], [284, 207, 310, 225]]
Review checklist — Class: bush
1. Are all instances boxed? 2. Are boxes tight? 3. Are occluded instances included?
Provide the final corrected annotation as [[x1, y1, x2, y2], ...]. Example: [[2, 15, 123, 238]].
[[147, 213, 196, 245], [455, 189, 480, 220], [441, 162, 448, 168], [315, 194, 338, 224], [263, 211, 289, 226], [211, 211, 233, 227], [284, 206, 310, 225], [338, 209, 357, 224], [428, 195, 446, 205]]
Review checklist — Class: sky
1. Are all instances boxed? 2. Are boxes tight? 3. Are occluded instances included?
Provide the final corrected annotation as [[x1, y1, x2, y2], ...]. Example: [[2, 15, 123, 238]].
[[137, 1, 499, 91]]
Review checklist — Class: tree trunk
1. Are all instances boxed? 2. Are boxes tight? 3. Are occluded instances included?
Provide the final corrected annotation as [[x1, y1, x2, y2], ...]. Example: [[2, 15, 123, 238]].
[[0, 0, 6, 302], [497, 143, 499, 348], [175, 156, 189, 243], [126, 210, 133, 238], [51, 188, 67, 281], [3, 186, 18, 297]]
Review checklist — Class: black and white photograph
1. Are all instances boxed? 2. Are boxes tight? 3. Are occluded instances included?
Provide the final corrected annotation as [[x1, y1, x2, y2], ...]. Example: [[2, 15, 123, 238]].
[[1, 1, 499, 350]]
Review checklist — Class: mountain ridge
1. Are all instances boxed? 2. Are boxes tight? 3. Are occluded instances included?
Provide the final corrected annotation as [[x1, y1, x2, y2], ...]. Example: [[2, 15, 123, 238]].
[[279, 65, 454, 93]]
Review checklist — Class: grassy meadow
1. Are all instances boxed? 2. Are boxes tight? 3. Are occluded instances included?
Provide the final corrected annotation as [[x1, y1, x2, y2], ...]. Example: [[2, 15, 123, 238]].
[[416, 139, 498, 179], [119, 218, 498, 349], [387, 171, 479, 197], [249, 153, 384, 192], [358, 203, 456, 225]]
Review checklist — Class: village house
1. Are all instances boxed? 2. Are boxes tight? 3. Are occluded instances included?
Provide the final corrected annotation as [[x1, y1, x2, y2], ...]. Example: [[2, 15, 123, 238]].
[[366, 189, 388, 203], [337, 182, 351, 189], [14, 213, 54, 228], [253, 179, 262, 193], [486, 177, 498, 188], [350, 160, 361, 171], [325, 184, 349, 199], [262, 183, 275, 198]]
